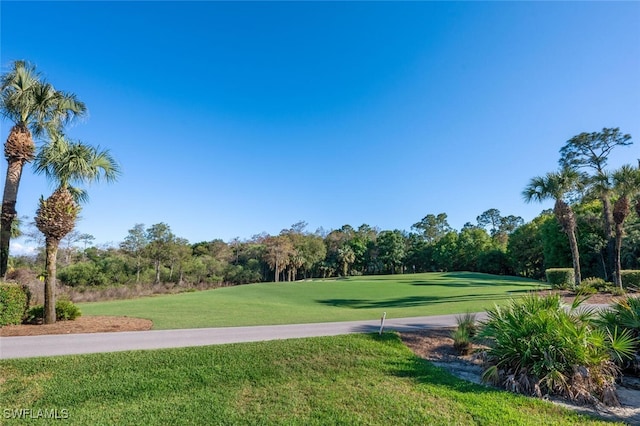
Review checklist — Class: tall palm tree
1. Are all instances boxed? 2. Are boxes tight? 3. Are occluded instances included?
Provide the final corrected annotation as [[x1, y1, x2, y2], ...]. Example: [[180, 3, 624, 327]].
[[523, 168, 583, 287], [0, 60, 86, 276], [34, 132, 119, 323], [585, 172, 615, 280], [612, 165, 640, 289]]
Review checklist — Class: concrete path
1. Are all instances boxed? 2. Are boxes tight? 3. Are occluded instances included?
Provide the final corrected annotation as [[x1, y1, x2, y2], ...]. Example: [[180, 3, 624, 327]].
[[0, 313, 488, 360]]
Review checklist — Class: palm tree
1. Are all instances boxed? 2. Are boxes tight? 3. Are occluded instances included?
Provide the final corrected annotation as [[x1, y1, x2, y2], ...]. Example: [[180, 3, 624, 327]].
[[611, 165, 640, 289], [0, 60, 86, 277], [585, 172, 615, 280], [34, 132, 118, 323], [523, 168, 583, 287]]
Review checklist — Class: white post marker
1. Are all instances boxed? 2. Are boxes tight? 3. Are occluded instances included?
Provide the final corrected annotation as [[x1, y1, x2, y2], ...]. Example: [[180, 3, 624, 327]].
[[379, 312, 387, 335]]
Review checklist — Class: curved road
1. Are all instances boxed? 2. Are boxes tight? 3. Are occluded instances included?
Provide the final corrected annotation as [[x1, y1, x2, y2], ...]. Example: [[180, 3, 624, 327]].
[[0, 313, 488, 360]]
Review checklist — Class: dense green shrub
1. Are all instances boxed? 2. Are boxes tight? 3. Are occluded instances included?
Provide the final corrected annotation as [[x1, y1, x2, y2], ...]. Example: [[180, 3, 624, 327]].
[[24, 298, 82, 323], [545, 268, 574, 289], [479, 294, 635, 406], [0, 283, 30, 326], [597, 296, 640, 373], [621, 270, 640, 289]]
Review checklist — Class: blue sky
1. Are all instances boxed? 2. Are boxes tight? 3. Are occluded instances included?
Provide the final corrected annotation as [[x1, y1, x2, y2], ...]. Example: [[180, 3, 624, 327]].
[[1, 1, 639, 253]]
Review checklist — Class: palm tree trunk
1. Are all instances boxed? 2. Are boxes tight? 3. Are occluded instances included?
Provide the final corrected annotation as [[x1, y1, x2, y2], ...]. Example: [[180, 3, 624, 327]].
[[1, 124, 35, 278], [554, 200, 581, 287], [614, 224, 624, 289], [601, 196, 615, 281], [567, 227, 582, 287], [44, 238, 60, 324], [0, 158, 27, 277]]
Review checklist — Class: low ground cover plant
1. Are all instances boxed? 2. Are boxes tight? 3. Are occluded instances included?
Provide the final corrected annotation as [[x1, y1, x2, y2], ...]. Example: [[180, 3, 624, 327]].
[[479, 294, 636, 406]]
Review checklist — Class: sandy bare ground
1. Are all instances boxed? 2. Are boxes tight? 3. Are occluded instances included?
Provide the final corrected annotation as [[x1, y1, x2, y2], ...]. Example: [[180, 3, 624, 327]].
[[0, 316, 152, 336]]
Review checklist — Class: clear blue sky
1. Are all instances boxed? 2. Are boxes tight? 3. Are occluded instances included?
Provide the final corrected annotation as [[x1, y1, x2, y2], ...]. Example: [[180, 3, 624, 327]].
[[1, 1, 639, 253]]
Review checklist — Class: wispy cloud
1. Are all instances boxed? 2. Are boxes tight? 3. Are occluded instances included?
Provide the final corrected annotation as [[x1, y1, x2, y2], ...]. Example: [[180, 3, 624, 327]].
[[10, 242, 38, 257]]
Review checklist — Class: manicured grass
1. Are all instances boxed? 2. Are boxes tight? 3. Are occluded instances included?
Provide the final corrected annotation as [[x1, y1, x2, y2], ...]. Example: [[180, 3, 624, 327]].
[[80, 272, 547, 329], [0, 333, 616, 425]]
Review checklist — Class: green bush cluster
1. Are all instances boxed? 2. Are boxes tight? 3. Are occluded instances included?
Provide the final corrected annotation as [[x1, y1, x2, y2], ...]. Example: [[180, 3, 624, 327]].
[[575, 276, 611, 295], [24, 298, 82, 323], [621, 270, 640, 288], [545, 268, 574, 289], [479, 294, 636, 405], [0, 283, 29, 326]]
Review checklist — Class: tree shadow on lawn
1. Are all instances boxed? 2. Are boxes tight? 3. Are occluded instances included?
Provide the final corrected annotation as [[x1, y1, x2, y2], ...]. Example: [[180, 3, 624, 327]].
[[316, 291, 529, 310], [408, 280, 526, 287], [365, 333, 493, 395]]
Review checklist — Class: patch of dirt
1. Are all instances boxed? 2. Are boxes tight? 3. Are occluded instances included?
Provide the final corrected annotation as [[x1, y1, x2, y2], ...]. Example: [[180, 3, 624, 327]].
[[401, 327, 640, 425], [0, 316, 153, 337]]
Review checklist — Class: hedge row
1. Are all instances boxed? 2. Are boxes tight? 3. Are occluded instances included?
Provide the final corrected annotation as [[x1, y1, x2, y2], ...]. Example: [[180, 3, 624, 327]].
[[0, 283, 29, 326], [545, 268, 574, 289]]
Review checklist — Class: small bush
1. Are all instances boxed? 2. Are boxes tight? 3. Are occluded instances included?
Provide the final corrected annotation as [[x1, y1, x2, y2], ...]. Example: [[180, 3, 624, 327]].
[[621, 271, 640, 289], [0, 283, 29, 326], [456, 312, 477, 337], [574, 284, 597, 295], [452, 312, 477, 355], [56, 298, 82, 320], [24, 298, 82, 323], [610, 286, 626, 296], [545, 268, 574, 289], [580, 277, 609, 291], [451, 327, 473, 355]]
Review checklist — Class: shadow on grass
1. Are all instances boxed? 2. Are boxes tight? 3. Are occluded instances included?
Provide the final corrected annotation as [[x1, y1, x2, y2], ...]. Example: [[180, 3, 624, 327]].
[[365, 332, 493, 394], [317, 293, 513, 309]]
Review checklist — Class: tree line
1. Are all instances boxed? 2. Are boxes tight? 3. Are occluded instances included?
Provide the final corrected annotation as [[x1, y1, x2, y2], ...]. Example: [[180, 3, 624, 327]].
[[10, 200, 640, 288]]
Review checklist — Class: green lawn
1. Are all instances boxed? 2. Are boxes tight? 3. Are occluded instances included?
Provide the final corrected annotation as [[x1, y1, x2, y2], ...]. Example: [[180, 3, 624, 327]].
[[80, 272, 547, 329], [0, 333, 616, 425]]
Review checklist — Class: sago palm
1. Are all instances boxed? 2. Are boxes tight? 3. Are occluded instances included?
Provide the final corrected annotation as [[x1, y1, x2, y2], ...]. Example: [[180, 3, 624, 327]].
[[612, 165, 640, 289], [34, 132, 118, 323], [523, 168, 584, 286], [0, 60, 86, 276]]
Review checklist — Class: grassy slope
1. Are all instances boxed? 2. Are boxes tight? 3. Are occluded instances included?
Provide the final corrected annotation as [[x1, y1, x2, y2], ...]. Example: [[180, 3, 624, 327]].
[[0, 333, 615, 425], [80, 272, 547, 329]]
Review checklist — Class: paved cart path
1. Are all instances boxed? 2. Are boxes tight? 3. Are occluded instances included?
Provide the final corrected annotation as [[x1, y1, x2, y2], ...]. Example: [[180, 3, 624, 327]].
[[0, 313, 489, 359]]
